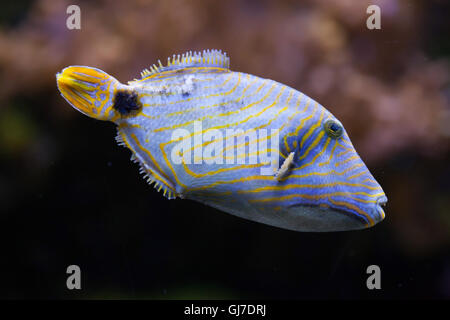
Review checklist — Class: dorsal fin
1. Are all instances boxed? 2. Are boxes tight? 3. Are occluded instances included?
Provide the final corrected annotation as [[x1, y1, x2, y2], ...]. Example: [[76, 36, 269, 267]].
[[137, 49, 230, 81]]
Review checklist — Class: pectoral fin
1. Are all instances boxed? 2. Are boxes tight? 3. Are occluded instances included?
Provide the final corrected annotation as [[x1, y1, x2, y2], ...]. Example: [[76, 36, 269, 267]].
[[275, 152, 296, 181]]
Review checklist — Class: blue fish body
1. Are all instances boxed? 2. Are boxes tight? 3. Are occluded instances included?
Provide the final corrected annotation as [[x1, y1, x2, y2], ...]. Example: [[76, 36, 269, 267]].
[[56, 49, 387, 232]]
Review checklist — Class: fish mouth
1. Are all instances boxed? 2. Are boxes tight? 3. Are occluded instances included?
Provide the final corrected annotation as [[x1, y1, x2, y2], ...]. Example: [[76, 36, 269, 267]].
[[284, 194, 388, 231], [375, 195, 388, 221], [344, 194, 387, 228], [332, 195, 388, 229]]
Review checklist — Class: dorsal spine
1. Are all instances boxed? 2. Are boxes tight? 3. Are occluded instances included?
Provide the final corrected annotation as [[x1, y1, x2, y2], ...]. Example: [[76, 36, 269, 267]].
[[138, 49, 230, 80]]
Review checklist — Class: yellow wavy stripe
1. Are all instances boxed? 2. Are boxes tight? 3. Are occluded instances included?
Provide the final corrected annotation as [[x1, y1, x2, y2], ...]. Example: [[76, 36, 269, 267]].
[[293, 101, 316, 135], [198, 148, 280, 162], [299, 108, 324, 149], [139, 113, 155, 120], [335, 155, 359, 168], [188, 175, 273, 192], [336, 141, 353, 152], [298, 131, 325, 161], [293, 137, 330, 172], [362, 178, 378, 184], [347, 170, 368, 180], [328, 198, 373, 227], [289, 99, 317, 152], [248, 191, 385, 204], [285, 100, 316, 153], [238, 181, 382, 194], [188, 163, 364, 192], [283, 93, 303, 152], [318, 140, 338, 167], [348, 195, 378, 203], [203, 73, 234, 90], [160, 139, 187, 190], [136, 67, 229, 83], [181, 160, 266, 178], [339, 137, 354, 148], [336, 149, 352, 158], [289, 162, 363, 179]]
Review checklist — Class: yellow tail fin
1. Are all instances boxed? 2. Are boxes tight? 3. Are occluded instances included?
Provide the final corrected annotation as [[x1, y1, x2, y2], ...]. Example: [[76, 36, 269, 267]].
[[56, 66, 119, 121]]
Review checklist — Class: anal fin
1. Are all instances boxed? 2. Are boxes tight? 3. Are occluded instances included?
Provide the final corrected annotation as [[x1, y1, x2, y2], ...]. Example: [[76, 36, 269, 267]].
[[115, 130, 178, 200]]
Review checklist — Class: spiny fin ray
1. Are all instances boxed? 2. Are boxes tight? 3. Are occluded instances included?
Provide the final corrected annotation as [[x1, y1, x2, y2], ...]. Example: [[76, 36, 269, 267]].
[[115, 131, 177, 200], [138, 49, 230, 80]]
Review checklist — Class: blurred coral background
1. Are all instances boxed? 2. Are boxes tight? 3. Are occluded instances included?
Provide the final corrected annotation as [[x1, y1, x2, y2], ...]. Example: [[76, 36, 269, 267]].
[[0, 0, 449, 299]]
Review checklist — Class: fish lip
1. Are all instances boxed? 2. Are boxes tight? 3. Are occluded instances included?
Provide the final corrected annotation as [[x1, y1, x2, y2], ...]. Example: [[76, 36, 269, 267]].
[[335, 207, 370, 226], [376, 195, 388, 207], [288, 195, 388, 229], [374, 195, 388, 221]]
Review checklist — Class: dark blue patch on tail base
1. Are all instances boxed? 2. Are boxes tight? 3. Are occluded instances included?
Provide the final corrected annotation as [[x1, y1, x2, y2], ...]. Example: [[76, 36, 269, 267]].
[[113, 90, 142, 116]]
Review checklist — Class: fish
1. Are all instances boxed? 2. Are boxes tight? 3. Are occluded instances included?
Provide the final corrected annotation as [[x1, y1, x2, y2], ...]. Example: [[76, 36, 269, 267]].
[[56, 49, 387, 232]]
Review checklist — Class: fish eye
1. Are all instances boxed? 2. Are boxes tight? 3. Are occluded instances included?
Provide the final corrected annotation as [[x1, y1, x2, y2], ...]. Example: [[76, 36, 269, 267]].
[[324, 119, 343, 138]]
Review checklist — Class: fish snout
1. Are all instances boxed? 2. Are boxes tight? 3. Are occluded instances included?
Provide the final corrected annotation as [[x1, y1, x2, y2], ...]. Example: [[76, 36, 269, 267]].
[[373, 194, 388, 223]]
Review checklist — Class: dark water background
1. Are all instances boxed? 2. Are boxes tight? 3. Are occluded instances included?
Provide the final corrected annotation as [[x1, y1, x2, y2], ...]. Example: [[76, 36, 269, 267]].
[[0, 0, 449, 299]]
